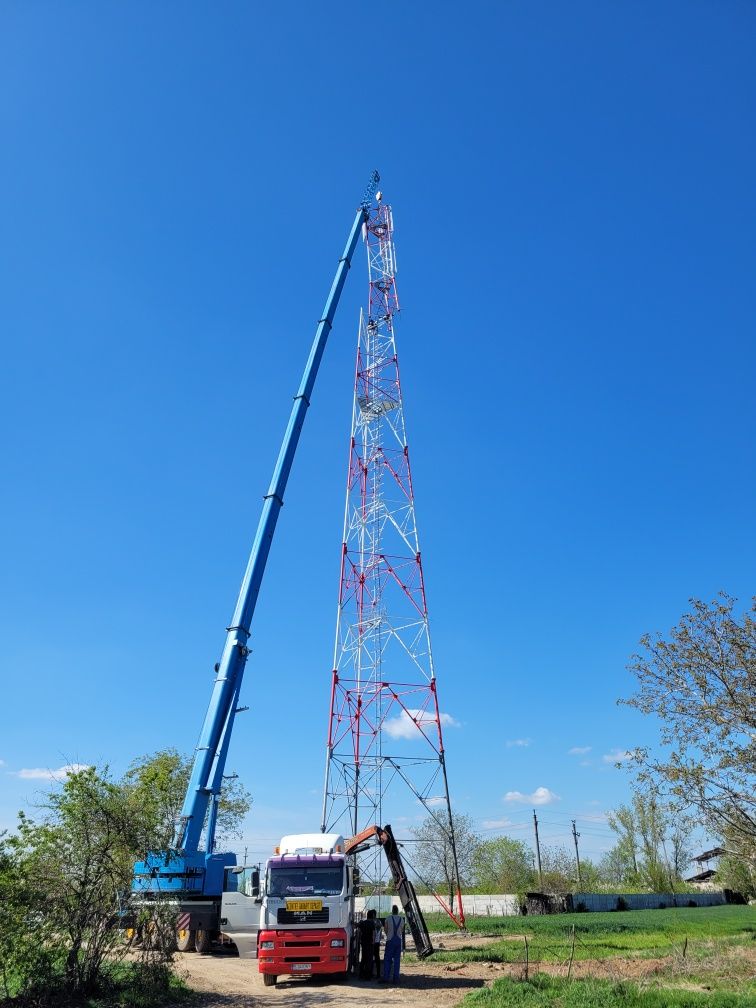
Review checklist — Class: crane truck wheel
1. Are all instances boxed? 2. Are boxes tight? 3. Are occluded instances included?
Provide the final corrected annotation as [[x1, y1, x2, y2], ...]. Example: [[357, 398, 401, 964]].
[[176, 928, 196, 952], [263, 974, 277, 987], [194, 928, 212, 955]]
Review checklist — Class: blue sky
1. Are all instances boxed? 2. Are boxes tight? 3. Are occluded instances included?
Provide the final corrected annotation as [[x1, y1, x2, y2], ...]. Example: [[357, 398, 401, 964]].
[[1, 2, 754, 869]]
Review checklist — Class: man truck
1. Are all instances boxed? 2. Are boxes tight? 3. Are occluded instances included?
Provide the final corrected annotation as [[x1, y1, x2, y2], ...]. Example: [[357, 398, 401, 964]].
[[220, 824, 433, 985]]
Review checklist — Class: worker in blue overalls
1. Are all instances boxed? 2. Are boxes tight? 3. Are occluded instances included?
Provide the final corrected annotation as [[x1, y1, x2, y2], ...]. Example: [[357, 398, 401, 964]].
[[381, 905, 405, 983]]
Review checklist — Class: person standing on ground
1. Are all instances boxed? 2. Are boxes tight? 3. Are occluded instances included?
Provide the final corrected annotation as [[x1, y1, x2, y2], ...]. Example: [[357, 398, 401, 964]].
[[357, 912, 375, 979], [381, 904, 405, 983], [371, 909, 382, 978]]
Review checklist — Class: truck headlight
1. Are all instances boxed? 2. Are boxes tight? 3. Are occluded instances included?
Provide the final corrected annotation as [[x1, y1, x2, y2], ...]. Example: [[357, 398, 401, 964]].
[[260, 941, 275, 950], [330, 938, 345, 947]]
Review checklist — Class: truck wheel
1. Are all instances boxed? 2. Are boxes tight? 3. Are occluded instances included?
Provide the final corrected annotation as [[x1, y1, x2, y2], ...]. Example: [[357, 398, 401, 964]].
[[263, 974, 277, 987], [176, 928, 196, 952], [195, 928, 212, 955]]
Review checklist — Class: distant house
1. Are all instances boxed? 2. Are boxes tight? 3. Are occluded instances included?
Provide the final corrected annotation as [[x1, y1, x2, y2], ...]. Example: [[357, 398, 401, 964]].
[[685, 846, 726, 888]]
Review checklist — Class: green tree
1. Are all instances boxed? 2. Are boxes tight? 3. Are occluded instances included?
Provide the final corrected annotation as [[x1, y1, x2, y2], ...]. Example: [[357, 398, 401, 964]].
[[0, 767, 175, 1003], [539, 845, 577, 891], [575, 858, 606, 892], [0, 751, 253, 1003], [0, 830, 60, 1000], [607, 794, 693, 892], [471, 836, 535, 893], [605, 804, 641, 883], [716, 853, 756, 900], [600, 844, 637, 888], [620, 594, 755, 871], [124, 747, 252, 848], [411, 812, 480, 911]]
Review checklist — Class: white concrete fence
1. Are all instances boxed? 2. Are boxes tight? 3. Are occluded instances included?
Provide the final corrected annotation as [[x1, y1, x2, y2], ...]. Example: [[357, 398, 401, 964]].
[[572, 891, 726, 912], [356, 890, 725, 917], [356, 893, 517, 916]]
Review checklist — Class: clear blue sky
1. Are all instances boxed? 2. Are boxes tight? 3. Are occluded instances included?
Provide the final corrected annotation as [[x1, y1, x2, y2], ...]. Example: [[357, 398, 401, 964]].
[[1, 2, 754, 868]]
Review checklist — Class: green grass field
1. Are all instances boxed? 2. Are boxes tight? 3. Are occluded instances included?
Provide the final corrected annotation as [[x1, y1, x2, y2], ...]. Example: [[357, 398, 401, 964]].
[[461, 974, 755, 1008], [422, 906, 754, 963], [420, 907, 755, 1007]]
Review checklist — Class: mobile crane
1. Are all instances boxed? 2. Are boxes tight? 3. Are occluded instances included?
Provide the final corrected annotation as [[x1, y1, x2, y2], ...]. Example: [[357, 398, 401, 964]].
[[132, 173, 381, 953]]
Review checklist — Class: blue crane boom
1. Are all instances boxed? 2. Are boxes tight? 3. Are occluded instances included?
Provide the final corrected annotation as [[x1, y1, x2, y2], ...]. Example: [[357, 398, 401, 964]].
[[133, 174, 379, 907]]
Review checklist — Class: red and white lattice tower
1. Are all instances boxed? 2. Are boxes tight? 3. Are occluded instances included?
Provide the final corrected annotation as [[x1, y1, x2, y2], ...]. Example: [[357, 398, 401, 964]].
[[321, 194, 464, 922]]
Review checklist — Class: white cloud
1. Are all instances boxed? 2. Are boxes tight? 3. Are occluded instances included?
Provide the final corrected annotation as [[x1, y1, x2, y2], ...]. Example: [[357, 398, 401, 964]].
[[602, 748, 634, 764], [582, 812, 609, 823], [579, 760, 592, 767], [504, 786, 560, 806], [505, 738, 531, 748], [481, 817, 513, 829], [568, 746, 592, 756], [15, 763, 90, 781], [424, 797, 447, 808], [383, 709, 459, 740], [439, 713, 460, 728]]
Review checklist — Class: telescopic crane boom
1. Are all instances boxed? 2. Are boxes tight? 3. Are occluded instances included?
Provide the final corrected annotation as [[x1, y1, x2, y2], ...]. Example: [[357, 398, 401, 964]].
[[133, 173, 380, 908]]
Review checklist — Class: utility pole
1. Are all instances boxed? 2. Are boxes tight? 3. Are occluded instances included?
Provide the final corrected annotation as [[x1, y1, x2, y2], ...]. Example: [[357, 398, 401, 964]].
[[532, 810, 543, 890], [571, 820, 582, 889]]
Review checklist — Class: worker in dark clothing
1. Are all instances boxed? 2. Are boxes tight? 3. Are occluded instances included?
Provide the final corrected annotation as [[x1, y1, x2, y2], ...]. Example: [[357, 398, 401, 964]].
[[370, 909, 382, 978], [357, 914, 375, 979]]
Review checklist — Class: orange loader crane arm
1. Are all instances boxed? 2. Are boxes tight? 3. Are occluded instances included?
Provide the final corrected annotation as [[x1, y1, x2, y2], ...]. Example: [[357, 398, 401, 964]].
[[345, 825, 389, 855], [344, 823, 434, 959]]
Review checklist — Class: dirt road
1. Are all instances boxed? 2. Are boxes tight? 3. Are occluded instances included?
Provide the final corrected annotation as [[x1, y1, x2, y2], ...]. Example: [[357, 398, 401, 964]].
[[174, 949, 490, 1008], [173, 932, 685, 1007]]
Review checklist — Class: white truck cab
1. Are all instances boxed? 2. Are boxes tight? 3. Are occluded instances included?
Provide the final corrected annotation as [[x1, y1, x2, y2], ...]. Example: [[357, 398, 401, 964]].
[[255, 833, 354, 986]]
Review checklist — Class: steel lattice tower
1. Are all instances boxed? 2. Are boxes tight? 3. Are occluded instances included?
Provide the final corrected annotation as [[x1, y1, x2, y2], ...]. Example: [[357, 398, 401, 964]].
[[321, 194, 464, 923]]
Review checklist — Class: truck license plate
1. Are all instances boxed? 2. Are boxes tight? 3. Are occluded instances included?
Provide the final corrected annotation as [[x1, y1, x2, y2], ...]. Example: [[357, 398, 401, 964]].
[[286, 899, 322, 912], [292, 963, 311, 971]]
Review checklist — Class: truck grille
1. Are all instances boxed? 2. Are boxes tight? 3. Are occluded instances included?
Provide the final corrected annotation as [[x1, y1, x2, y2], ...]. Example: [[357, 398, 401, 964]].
[[277, 908, 329, 924]]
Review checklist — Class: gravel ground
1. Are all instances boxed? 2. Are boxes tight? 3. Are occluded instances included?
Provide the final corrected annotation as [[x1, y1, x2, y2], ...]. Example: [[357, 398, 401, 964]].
[[173, 946, 489, 1008], [172, 931, 697, 1007]]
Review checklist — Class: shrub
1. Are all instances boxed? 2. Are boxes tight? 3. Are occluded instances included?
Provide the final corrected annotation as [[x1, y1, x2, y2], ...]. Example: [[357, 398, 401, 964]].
[[0, 769, 178, 1005]]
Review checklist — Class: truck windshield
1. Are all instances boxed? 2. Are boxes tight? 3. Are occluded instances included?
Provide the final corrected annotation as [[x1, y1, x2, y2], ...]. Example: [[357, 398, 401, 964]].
[[267, 865, 344, 897]]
